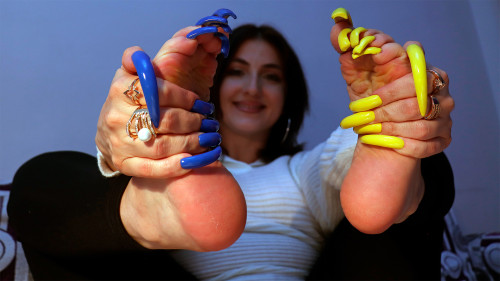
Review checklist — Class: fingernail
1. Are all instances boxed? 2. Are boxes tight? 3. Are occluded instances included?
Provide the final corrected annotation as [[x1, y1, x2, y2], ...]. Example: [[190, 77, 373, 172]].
[[331, 7, 353, 25], [349, 95, 382, 112], [186, 26, 219, 39], [213, 8, 237, 19], [406, 44, 427, 117], [340, 111, 375, 129], [181, 146, 222, 169], [199, 132, 221, 147], [352, 46, 381, 60], [338, 28, 352, 52], [132, 51, 160, 128], [215, 32, 230, 57], [352, 35, 375, 55], [200, 119, 219, 132], [191, 100, 215, 115], [349, 27, 367, 48], [353, 123, 382, 134], [360, 135, 405, 149]]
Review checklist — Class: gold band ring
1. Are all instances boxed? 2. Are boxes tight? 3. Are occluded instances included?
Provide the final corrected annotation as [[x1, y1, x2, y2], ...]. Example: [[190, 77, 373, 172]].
[[424, 95, 440, 120], [427, 69, 446, 95]]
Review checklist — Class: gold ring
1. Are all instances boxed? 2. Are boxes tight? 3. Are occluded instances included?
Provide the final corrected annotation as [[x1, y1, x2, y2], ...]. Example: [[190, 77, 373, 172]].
[[126, 107, 157, 141], [427, 69, 446, 95], [123, 78, 142, 105], [424, 95, 440, 120]]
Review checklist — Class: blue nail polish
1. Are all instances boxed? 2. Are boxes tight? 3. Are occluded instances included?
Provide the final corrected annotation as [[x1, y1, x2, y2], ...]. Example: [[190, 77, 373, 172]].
[[214, 33, 230, 57], [213, 8, 237, 19], [191, 100, 214, 115], [181, 146, 222, 169], [132, 51, 160, 128], [186, 26, 218, 39], [200, 119, 219, 132], [199, 132, 221, 147], [196, 16, 228, 27]]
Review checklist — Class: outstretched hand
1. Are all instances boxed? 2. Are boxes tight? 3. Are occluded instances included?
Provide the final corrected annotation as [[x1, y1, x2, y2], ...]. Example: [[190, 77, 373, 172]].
[[330, 8, 454, 233]]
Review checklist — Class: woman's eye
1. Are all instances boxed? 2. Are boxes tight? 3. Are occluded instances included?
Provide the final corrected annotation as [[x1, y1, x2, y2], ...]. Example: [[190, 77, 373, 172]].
[[264, 73, 283, 82], [226, 68, 244, 76]]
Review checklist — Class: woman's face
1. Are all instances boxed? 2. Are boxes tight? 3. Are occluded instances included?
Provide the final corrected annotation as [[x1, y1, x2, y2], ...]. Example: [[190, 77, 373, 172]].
[[219, 39, 285, 141]]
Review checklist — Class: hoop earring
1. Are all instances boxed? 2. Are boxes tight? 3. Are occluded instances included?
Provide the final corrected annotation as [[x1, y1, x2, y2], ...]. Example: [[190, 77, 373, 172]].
[[281, 118, 291, 144]]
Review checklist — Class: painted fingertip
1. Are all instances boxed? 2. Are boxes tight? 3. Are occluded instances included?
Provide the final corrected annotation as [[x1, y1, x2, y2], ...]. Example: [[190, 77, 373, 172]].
[[199, 132, 222, 147], [406, 44, 427, 116], [331, 7, 353, 25], [191, 100, 215, 115], [340, 111, 375, 129], [196, 16, 228, 26], [186, 26, 219, 39], [352, 35, 375, 54], [200, 119, 219, 132], [360, 135, 405, 149], [349, 27, 367, 48], [353, 123, 382, 134], [349, 95, 382, 112], [180, 146, 222, 169], [215, 32, 230, 57], [213, 8, 237, 19], [338, 28, 352, 52], [131, 51, 160, 128]]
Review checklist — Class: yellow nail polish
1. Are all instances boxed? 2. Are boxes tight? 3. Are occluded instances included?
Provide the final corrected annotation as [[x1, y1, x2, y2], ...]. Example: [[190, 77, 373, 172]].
[[406, 44, 427, 116], [331, 7, 353, 25], [349, 27, 367, 48], [363, 46, 381, 55], [349, 95, 382, 112], [360, 135, 405, 149], [338, 28, 352, 52], [340, 111, 375, 129], [352, 35, 375, 54], [353, 123, 382, 134]]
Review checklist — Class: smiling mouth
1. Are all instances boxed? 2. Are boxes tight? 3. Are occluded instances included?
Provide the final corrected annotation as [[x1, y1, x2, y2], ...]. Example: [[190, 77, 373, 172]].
[[234, 102, 265, 113]]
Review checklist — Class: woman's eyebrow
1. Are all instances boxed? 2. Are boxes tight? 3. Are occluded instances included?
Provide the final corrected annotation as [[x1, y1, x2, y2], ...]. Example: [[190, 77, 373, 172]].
[[231, 58, 282, 70]]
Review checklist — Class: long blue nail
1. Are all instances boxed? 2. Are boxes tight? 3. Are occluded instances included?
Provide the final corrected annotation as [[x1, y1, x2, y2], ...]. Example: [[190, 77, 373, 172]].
[[215, 33, 230, 57], [196, 16, 228, 26], [132, 51, 160, 128], [200, 119, 219, 132], [186, 26, 218, 39], [213, 8, 237, 19], [191, 100, 214, 115], [199, 132, 221, 147], [181, 146, 222, 169]]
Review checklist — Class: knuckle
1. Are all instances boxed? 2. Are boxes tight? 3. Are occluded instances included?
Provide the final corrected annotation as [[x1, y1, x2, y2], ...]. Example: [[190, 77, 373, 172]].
[[415, 121, 432, 139]]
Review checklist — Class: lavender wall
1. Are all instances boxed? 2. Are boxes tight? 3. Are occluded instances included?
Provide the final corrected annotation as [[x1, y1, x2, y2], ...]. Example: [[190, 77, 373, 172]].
[[1, 0, 498, 235]]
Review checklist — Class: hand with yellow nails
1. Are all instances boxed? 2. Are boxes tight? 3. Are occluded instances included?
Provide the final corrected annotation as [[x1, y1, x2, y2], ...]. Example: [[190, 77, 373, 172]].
[[330, 8, 454, 233]]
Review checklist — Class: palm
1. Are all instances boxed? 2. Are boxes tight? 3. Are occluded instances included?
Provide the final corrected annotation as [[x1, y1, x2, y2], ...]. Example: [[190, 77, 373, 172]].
[[339, 46, 411, 101]]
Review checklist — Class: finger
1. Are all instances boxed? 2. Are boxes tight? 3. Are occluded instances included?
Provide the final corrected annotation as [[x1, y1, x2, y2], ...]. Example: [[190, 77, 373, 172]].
[[395, 136, 452, 159], [122, 46, 144, 74], [156, 107, 205, 134], [120, 153, 192, 178], [379, 118, 452, 141]]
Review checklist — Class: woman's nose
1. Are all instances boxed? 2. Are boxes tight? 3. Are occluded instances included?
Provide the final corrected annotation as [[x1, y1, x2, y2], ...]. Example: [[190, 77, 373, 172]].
[[245, 74, 260, 96]]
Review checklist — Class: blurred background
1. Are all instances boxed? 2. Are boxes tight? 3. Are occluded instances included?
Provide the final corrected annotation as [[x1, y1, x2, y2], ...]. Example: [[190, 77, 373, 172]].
[[1, 0, 498, 239]]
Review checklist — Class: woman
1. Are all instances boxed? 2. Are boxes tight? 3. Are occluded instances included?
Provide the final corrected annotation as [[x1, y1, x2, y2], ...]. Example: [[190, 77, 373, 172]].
[[8, 9, 454, 280]]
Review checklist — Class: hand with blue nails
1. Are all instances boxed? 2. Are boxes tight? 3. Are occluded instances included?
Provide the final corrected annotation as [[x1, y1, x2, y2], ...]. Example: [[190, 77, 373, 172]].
[[96, 13, 246, 251]]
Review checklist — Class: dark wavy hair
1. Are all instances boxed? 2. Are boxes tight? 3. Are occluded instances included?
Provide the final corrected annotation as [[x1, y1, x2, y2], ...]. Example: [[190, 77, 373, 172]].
[[210, 24, 309, 163]]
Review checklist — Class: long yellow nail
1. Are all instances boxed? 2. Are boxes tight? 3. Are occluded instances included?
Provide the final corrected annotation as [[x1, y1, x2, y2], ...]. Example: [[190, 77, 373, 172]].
[[360, 135, 405, 149], [349, 95, 382, 112], [352, 35, 375, 54], [340, 111, 375, 129], [353, 123, 382, 134], [352, 46, 382, 59], [338, 28, 352, 52], [331, 7, 353, 26], [406, 44, 427, 116], [349, 27, 367, 48]]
